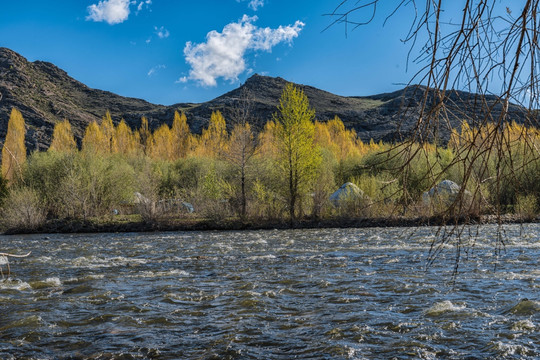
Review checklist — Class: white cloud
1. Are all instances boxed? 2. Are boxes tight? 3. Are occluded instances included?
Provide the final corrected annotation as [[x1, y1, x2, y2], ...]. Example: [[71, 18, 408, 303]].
[[148, 64, 166, 77], [248, 0, 264, 11], [155, 26, 170, 39], [136, 0, 152, 14], [237, 0, 265, 11], [87, 0, 131, 24], [87, 0, 151, 24], [182, 15, 304, 87]]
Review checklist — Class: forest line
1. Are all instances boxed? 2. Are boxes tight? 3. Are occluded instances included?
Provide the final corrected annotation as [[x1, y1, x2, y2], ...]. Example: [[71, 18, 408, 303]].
[[1, 84, 539, 232]]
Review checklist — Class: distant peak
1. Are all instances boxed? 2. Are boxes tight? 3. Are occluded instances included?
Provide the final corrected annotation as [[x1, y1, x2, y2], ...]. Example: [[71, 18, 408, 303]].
[[243, 74, 288, 88], [245, 73, 269, 82]]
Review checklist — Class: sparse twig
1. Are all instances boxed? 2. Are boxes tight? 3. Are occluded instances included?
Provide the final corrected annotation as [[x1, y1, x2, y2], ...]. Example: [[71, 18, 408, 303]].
[[0, 251, 31, 278], [327, 1, 540, 273]]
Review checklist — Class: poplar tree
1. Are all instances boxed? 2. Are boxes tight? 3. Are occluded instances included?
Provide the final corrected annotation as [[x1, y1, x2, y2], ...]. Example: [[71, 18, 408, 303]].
[[1, 108, 27, 183], [273, 83, 321, 222], [139, 116, 152, 155], [148, 124, 173, 160], [82, 121, 107, 154], [49, 119, 77, 153], [113, 119, 139, 156], [100, 111, 115, 153], [171, 111, 191, 159], [197, 111, 228, 157]]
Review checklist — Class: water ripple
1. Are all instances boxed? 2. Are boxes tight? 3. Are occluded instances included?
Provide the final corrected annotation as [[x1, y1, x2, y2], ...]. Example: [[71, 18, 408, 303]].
[[0, 225, 539, 359]]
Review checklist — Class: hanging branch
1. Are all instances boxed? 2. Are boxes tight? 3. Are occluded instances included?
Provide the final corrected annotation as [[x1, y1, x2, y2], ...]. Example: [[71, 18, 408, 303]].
[[0, 251, 31, 278], [326, 1, 540, 274]]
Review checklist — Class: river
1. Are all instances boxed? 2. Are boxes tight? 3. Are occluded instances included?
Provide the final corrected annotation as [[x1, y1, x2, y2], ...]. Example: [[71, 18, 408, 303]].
[[0, 224, 539, 359]]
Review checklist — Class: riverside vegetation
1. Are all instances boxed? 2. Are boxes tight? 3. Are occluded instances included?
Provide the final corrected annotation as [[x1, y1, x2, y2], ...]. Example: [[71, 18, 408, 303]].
[[0, 84, 539, 233]]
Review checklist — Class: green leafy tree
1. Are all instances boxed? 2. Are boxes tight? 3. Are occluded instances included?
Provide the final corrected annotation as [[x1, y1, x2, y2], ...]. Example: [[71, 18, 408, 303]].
[[273, 83, 321, 222]]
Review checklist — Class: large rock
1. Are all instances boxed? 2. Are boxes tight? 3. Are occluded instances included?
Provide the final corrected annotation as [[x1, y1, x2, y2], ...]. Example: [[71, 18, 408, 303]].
[[330, 182, 367, 207], [422, 180, 470, 205]]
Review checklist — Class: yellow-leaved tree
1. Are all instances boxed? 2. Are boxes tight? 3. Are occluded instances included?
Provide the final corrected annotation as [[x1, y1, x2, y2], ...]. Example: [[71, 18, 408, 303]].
[[1, 108, 27, 183], [171, 111, 192, 159], [257, 120, 278, 158], [100, 111, 115, 153], [273, 83, 321, 222], [147, 124, 173, 160], [139, 116, 152, 155], [113, 119, 139, 156], [49, 119, 77, 153], [196, 110, 228, 158], [82, 121, 107, 154]]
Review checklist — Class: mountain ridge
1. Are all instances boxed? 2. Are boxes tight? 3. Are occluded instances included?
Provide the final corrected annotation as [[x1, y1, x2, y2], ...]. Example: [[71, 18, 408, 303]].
[[0, 47, 529, 151]]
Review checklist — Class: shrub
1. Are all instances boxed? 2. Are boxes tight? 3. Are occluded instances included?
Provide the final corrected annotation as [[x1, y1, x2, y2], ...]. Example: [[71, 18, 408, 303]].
[[23, 151, 75, 217], [58, 154, 135, 219], [0, 174, 7, 206], [1, 187, 46, 231], [515, 194, 537, 221]]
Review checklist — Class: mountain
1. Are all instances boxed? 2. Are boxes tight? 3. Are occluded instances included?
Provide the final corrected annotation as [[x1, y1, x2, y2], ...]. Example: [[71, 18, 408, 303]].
[[0, 47, 529, 151]]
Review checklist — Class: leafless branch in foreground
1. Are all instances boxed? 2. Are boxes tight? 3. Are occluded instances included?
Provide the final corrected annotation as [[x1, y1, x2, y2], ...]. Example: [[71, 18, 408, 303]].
[[0, 251, 31, 278], [327, 1, 540, 273]]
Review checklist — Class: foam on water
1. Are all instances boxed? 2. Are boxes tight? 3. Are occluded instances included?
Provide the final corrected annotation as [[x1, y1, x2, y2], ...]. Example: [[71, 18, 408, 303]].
[[490, 341, 533, 357], [1, 225, 539, 359], [0, 278, 32, 291], [247, 255, 276, 261], [511, 319, 535, 332], [71, 255, 148, 268], [135, 269, 190, 278]]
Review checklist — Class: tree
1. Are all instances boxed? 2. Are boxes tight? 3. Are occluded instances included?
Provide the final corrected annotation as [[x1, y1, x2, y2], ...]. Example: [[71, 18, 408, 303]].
[[171, 111, 192, 159], [1, 108, 26, 183], [100, 111, 115, 153], [147, 124, 173, 160], [327, 1, 540, 271], [227, 122, 256, 218], [196, 111, 228, 158], [226, 88, 258, 218], [139, 116, 152, 155], [273, 83, 321, 222], [82, 121, 107, 154], [49, 119, 77, 153], [113, 119, 139, 156]]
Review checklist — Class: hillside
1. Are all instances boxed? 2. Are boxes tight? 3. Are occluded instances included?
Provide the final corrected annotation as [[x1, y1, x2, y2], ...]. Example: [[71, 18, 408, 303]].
[[0, 47, 529, 151]]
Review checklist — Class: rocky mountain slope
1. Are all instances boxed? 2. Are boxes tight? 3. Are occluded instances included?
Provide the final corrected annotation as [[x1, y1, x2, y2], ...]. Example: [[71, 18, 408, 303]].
[[0, 47, 529, 151]]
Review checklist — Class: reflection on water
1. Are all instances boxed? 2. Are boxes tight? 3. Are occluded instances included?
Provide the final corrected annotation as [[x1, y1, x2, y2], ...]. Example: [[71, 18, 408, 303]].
[[0, 225, 538, 359]]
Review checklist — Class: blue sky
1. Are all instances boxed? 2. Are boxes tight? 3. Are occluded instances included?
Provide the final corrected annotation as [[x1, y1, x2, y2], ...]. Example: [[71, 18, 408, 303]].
[[0, 1, 423, 105]]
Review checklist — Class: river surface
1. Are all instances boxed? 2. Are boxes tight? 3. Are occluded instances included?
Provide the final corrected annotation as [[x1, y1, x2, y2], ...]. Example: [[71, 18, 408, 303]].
[[0, 225, 539, 359]]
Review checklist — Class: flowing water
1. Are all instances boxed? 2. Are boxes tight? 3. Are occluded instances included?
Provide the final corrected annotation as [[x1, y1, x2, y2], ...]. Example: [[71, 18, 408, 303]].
[[0, 224, 539, 359]]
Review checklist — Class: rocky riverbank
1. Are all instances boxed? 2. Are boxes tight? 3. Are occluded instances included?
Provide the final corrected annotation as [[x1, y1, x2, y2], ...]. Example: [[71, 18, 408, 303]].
[[3, 214, 537, 235]]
